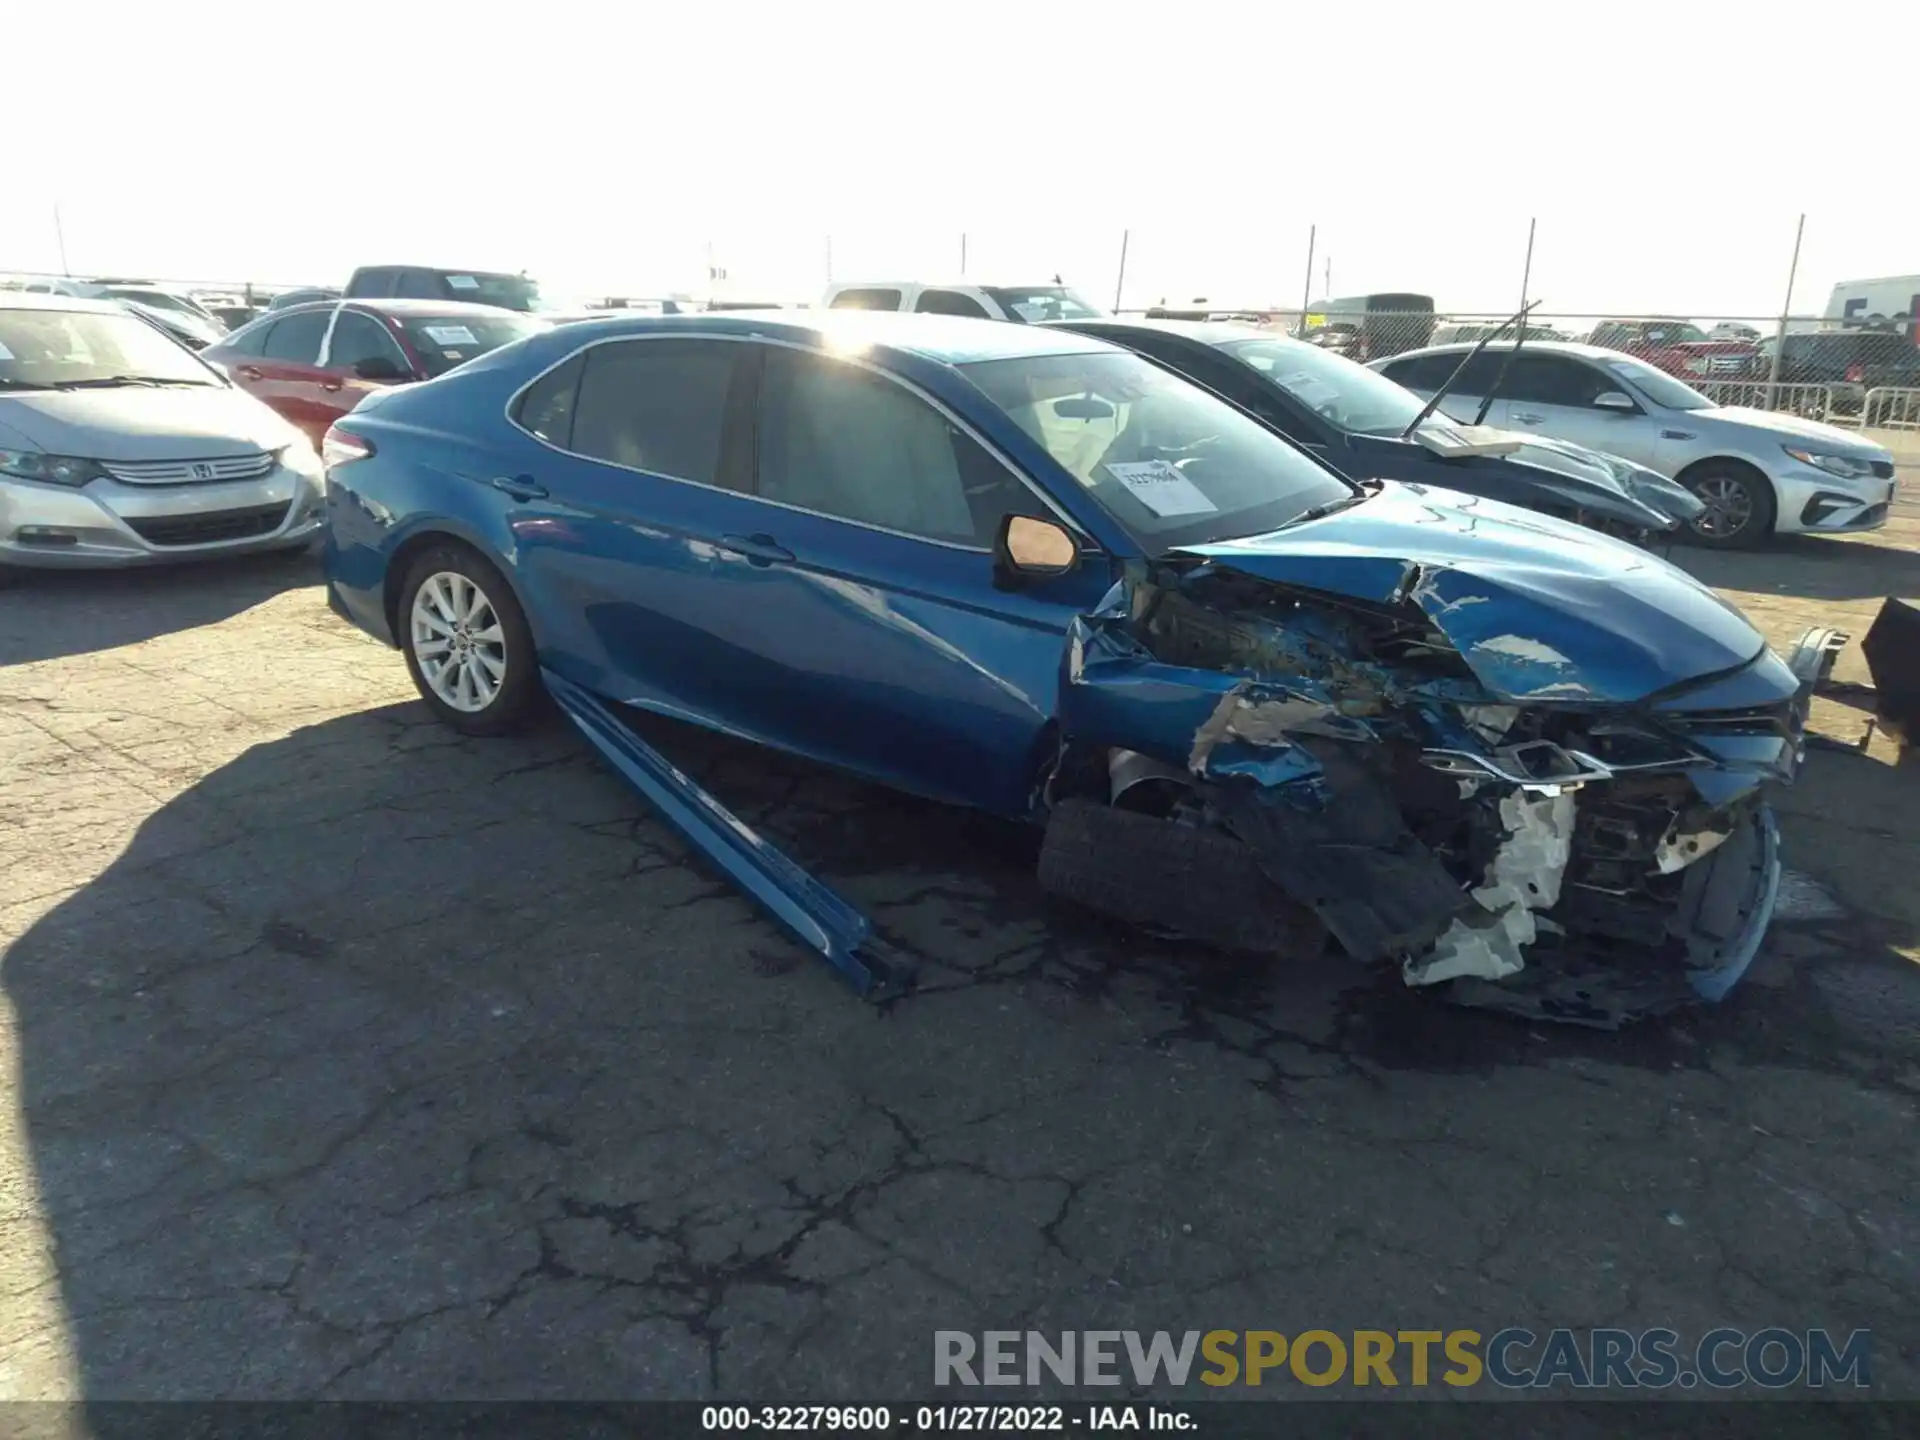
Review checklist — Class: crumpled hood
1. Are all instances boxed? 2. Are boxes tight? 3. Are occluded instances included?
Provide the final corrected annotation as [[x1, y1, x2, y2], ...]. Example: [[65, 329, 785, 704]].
[[0, 386, 300, 460], [1173, 482, 1767, 705], [1406, 421, 1700, 528]]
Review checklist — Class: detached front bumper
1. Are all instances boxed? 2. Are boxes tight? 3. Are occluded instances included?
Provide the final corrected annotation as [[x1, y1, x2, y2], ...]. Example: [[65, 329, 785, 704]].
[[1772, 465, 1898, 536], [0, 468, 326, 568]]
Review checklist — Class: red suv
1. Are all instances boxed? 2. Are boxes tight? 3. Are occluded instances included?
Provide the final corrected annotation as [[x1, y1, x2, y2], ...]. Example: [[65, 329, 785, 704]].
[[200, 299, 547, 446], [1588, 318, 1758, 381]]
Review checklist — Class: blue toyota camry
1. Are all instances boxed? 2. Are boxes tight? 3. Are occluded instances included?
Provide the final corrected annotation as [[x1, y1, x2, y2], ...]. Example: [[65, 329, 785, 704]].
[[321, 310, 1812, 1027]]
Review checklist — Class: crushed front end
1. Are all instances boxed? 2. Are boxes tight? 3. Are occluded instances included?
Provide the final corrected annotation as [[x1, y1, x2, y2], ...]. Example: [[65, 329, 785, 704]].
[[1041, 556, 1804, 1028]]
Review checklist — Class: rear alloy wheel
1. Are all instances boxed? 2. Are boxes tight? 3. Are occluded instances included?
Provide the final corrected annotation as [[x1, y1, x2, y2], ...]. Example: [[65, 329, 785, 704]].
[[1682, 464, 1775, 549], [398, 546, 540, 735]]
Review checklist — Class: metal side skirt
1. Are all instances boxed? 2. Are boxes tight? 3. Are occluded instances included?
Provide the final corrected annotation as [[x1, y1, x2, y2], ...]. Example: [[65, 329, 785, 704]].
[[544, 669, 914, 999]]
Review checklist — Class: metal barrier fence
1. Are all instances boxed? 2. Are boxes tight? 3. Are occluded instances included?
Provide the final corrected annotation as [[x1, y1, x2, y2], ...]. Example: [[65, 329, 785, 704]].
[[1691, 380, 1844, 418], [1863, 387, 1920, 431]]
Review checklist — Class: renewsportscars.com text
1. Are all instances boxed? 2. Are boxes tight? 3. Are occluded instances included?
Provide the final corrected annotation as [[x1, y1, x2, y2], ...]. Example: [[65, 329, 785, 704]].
[[934, 1328, 1871, 1391]]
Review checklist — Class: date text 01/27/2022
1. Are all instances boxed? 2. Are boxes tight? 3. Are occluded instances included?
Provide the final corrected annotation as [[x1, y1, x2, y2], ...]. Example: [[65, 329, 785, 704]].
[[700, 1405, 1193, 1431]]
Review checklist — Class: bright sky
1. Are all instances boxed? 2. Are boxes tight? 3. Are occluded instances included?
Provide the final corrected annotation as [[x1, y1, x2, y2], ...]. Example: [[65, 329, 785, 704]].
[[11, 1, 1918, 320]]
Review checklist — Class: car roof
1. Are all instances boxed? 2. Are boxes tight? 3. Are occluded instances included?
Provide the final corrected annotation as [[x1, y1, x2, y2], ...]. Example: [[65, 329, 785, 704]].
[[824, 280, 1070, 291], [1060, 317, 1275, 346], [1388, 339, 1620, 363], [244, 297, 535, 322], [351, 264, 524, 279], [542, 309, 1115, 365], [0, 290, 126, 315]]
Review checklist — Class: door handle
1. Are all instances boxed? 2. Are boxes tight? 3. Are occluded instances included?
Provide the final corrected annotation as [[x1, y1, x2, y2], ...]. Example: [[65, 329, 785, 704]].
[[321, 378, 343, 393], [237, 364, 262, 380], [720, 532, 795, 566], [1512, 411, 1545, 424], [491, 474, 548, 502]]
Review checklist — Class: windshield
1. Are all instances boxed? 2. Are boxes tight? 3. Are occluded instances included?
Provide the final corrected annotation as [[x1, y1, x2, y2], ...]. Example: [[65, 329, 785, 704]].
[[1219, 337, 1428, 436], [1603, 354, 1714, 411], [399, 313, 547, 377], [0, 305, 222, 389], [982, 286, 1103, 323], [962, 350, 1355, 550], [444, 273, 540, 312]]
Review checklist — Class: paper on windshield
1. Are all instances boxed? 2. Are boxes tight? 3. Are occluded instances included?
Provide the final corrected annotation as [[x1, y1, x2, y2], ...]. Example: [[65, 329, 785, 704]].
[[0, 341, 13, 361], [423, 325, 478, 347], [1105, 460, 1219, 517], [445, 275, 479, 290]]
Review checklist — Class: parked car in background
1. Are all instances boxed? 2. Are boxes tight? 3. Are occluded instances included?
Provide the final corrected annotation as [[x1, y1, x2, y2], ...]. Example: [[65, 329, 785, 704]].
[[346, 266, 541, 313], [1297, 293, 1435, 361], [0, 292, 326, 571], [1587, 318, 1757, 380], [319, 309, 1801, 1028], [2, 276, 92, 298], [1375, 340, 1897, 547], [268, 287, 344, 311], [1051, 318, 1699, 540], [1754, 329, 1920, 410], [79, 283, 229, 338], [1709, 322, 1762, 342], [203, 299, 549, 447], [820, 280, 1105, 322]]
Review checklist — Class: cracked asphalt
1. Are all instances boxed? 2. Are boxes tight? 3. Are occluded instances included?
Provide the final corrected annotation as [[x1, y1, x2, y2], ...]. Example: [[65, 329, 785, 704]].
[[2, 516, 1919, 1407]]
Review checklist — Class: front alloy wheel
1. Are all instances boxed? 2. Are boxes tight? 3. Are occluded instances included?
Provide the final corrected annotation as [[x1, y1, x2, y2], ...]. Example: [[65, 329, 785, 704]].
[[1682, 465, 1775, 550], [412, 571, 507, 712], [398, 545, 540, 735]]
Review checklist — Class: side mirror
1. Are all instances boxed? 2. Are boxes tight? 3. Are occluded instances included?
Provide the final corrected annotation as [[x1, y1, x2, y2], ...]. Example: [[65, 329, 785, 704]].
[[354, 355, 407, 382], [1592, 391, 1637, 412], [993, 513, 1080, 590]]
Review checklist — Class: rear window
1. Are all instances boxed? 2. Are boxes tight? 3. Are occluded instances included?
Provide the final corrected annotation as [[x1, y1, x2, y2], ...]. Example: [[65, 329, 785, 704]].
[[828, 288, 904, 311], [981, 286, 1103, 322], [399, 313, 547, 377]]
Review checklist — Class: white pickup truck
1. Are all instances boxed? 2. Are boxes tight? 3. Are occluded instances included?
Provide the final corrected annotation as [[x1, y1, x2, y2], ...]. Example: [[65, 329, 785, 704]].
[[819, 280, 1105, 323]]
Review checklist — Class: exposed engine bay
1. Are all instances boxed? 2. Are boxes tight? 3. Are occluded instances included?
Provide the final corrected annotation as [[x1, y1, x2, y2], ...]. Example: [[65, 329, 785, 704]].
[[1038, 557, 1803, 1028]]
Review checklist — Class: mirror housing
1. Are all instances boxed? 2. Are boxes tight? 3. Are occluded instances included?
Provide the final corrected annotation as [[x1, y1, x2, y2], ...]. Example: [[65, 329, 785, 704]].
[[993, 513, 1080, 590], [354, 355, 408, 382], [1592, 390, 1637, 412]]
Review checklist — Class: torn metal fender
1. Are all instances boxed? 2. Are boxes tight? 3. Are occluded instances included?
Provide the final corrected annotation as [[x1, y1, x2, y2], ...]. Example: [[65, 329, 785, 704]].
[[544, 669, 913, 999]]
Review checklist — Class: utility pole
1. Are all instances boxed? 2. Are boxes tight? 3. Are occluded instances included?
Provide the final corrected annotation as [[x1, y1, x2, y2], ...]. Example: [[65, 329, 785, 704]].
[[1113, 229, 1129, 310], [825, 234, 833, 284], [1518, 216, 1537, 314], [54, 203, 71, 276], [1298, 224, 1317, 336], [960, 233, 967, 276], [1765, 213, 1805, 411]]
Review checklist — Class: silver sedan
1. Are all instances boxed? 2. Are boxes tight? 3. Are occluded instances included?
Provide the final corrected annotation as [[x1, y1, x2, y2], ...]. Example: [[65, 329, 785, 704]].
[[1373, 340, 1898, 547]]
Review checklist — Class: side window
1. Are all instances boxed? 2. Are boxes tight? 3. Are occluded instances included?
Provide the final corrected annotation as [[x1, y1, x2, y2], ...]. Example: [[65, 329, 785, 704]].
[[914, 289, 992, 318], [1503, 355, 1613, 407], [222, 320, 276, 358], [512, 351, 586, 449], [827, 288, 903, 311], [757, 349, 1036, 546], [1382, 353, 1459, 391], [326, 310, 408, 372], [394, 269, 442, 300], [350, 267, 398, 298], [260, 310, 328, 363], [569, 339, 744, 488]]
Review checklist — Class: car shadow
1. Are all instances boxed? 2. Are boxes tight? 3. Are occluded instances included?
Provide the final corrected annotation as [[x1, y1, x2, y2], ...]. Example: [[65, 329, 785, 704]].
[[0, 546, 321, 668], [1671, 531, 1920, 604], [6, 700, 1918, 1402]]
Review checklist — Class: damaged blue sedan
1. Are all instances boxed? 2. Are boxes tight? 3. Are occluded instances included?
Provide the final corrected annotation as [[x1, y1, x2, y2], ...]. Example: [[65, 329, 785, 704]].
[[321, 311, 1813, 1027]]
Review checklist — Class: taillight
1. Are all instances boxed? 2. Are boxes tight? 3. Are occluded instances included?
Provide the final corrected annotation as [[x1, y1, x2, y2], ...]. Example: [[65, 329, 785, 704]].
[[1845, 362, 1865, 383], [321, 425, 374, 469]]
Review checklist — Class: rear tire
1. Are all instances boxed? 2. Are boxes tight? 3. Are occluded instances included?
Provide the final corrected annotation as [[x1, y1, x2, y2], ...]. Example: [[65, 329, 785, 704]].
[[397, 545, 540, 736], [1680, 462, 1776, 549]]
